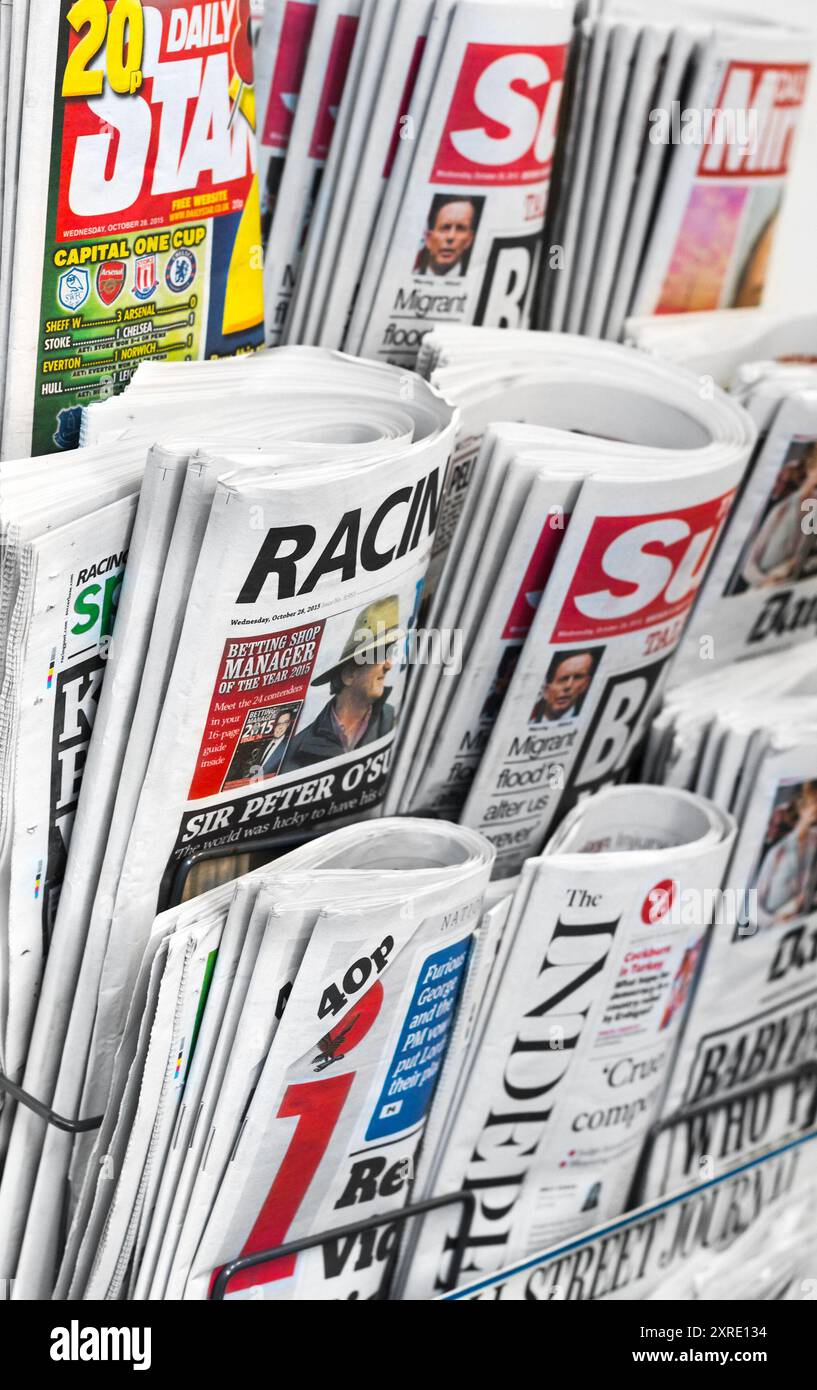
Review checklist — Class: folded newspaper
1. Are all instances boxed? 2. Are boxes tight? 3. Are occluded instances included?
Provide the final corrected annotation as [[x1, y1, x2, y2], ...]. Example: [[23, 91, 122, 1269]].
[[45, 817, 494, 1301], [0, 438, 147, 1136], [641, 648, 817, 1202], [534, 3, 814, 339], [623, 309, 817, 679], [397, 783, 735, 1297], [440, 1135, 817, 1300], [0, 345, 460, 1298], [1, 0, 265, 461], [625, 307, 817, 386], [388, 325, 755, 878]]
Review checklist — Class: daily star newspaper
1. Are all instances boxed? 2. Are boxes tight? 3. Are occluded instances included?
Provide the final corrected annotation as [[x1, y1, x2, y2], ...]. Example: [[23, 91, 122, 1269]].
[[1, 0, 264, 460]]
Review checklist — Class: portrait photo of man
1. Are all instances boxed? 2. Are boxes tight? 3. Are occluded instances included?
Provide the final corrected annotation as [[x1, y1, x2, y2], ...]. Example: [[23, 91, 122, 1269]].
[[414, 193, 483, 277], [282, 595, 403, 773], [221, 701, 301, 789], [529, 647, 602, 724]]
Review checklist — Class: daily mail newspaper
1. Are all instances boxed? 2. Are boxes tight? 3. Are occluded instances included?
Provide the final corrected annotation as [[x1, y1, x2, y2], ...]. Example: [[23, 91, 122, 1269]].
[[355, 0, 575, 367], [52, 818, 493, 1301], [1, 0, 264, 460], [644, 706, 817, 1203], [632, 16, 812, 317], [398, 784, 734, 1298], [391, 326, 755, 879], [438, 1132, 817, 1300]]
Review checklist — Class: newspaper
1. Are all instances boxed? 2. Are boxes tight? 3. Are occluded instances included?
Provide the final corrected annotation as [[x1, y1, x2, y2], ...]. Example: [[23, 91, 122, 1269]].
[[353, 0, 575, 365], [625, 307, 817, 386], [1, 347, 458, 1300], [262, 0, 362, 344], [624, 311, 817, 680], [286, 0, 434, 349], [632, 16, 812, 317], [254, 1, 318, 251], [0, 442, 146, 1117], [642, 670, 817, 1202], [398, 783, 734, 1298], [533, 6, 814, 338], [1, 0, 264, 461], [438, 1133, 817, 1300], [672, 384, 817, 681], [389, 325, 754, 879], [50, 817, 493, 1301]]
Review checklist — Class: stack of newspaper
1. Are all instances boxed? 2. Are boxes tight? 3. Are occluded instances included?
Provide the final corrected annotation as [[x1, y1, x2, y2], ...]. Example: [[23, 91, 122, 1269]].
[[0, 439, 146, 1168], [0, 346, 458, 1297], [388, 324, 756, 880], [25, 817, 495, 1300], [640, 644, 817, 1202], [11, 811, 491, 1301], [443, 1136, 817, 1299], [394, 782, 735, 1297], [535, 2, 813, 340], [0, 0, 265, 461], [255, 0, 576, 358], [624, 308, 817, 681]]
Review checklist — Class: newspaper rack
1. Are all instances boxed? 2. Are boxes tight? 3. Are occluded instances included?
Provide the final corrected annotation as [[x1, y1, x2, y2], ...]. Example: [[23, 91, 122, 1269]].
[[209, 1191, 476, 1301], [0, 838, 314, 1133], [3, 841, 815, 1296]]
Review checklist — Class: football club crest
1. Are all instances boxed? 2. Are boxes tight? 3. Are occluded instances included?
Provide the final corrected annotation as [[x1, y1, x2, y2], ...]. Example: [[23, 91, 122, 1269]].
[[133, 253, 158, 301], [165, 248, 197, 293], [57, 267, 89, 312], [96, 260, 125, 306]]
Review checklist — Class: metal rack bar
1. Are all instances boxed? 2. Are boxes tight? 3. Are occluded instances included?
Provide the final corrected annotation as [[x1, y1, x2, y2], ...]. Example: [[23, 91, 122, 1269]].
[[626, 1059, 817, 1209], [210, 1189, 475, 1300], [0, 1072, 103, 1133]]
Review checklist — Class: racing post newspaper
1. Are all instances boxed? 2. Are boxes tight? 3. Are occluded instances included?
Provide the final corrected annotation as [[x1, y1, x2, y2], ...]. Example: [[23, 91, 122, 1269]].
[[388, 325, 755, 879], [642, 652, 817, 1203], [0, 347, 458, 1299], [1, 0, 264, 460], [46, 818, 494, 1300], [395, 784, 735, 1297]]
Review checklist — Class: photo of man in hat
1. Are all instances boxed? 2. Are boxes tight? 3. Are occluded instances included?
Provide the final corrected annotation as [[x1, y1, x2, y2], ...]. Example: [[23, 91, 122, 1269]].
[[282, 596, 403, 773]]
